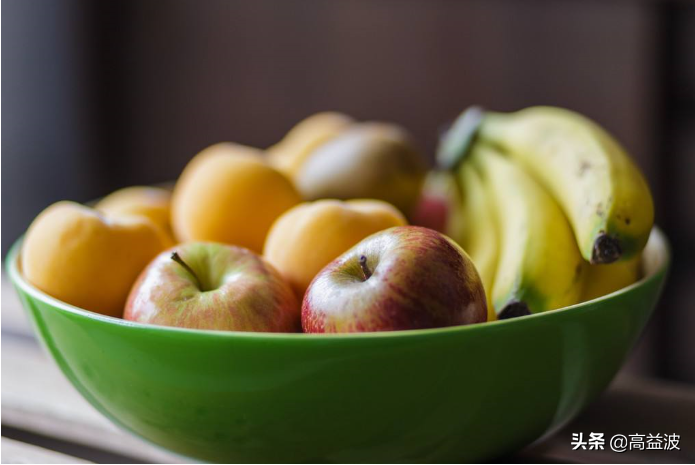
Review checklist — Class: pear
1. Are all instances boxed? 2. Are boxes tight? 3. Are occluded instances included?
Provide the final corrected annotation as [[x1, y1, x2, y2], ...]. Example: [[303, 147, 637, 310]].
[[267, 112, 354, 179], [294, 122, 427, 217]]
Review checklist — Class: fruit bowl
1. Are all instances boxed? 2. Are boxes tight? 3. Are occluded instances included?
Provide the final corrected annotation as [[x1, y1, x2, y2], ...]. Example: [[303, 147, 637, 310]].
[[6, 228, 669, 463]]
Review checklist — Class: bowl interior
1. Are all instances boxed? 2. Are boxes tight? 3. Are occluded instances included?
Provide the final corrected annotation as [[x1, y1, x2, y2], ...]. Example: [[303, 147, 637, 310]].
[[7, 226, 669, 339]]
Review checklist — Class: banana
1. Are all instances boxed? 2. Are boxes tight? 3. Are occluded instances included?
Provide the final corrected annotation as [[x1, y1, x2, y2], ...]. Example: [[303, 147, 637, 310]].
[[470, 144, 585, 318], [581, 256, 642, 302], [416, 165, 496, 320], [456, 162, 498, 321], [477, 106, 654, 264]]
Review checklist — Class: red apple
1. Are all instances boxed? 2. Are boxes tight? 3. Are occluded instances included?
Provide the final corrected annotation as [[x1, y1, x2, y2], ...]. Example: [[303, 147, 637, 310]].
[[410, 171, 465, 243], [125, 242, 300, 332], [302, 226, 487, 333], [411, 195, 449, 233]]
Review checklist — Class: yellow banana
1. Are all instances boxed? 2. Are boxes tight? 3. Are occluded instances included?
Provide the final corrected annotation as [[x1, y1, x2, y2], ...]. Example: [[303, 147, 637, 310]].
[[457, 162, 498, 321], [471, 145, 585, 318], [581, 256, 642, 302], [478, 106, 654, 264], [417, 167, 496, 320]]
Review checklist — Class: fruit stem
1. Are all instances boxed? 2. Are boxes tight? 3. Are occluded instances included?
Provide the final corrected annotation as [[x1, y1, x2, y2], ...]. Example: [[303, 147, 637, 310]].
[[436, 105, 484, 170], [359, 255, 372, 281], [171, 252, 202, 289], [498, 300, 531, 320]]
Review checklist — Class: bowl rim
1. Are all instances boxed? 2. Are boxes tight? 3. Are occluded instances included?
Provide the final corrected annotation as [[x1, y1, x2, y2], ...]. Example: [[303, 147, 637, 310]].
[[6, 227, 670, 340]]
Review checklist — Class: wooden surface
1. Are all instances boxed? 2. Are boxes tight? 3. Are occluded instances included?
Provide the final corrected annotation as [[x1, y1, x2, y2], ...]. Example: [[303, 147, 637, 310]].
[[2, 277, 694, 464], [2, 438, 92, 464]]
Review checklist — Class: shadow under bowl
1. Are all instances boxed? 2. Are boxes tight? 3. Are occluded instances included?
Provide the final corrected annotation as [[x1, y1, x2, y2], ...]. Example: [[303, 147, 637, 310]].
[[6, 228, 670, 463]]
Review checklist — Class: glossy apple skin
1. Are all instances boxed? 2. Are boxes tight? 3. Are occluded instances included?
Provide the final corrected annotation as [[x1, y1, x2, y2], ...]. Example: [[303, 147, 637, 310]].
[[302, 226, 487, 333], [125, 242, 300, 332]]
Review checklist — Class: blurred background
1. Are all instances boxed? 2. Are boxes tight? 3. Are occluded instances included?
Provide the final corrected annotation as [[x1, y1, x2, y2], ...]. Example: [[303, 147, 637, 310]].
[[3, 0, 694, 382]]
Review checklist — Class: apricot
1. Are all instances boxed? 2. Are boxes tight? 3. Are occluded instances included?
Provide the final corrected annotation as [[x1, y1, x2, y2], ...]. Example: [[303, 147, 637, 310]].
[[263, 199, 406, 298], [96, 186, 175, 245], [22, 201, 170, 317], [171, 143, 301, 253]]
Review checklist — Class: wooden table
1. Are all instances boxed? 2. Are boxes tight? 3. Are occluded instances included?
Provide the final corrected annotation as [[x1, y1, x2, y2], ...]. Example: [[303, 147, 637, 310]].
[[2, 278, 694, 464]]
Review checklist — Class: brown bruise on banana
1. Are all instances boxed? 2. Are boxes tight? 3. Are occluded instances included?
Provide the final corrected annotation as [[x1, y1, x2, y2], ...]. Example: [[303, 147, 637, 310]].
[[615, 213, 632, 225], [577, 160, 592, 177], [573, 262, 584, 284], [595, 202, 605, 218]]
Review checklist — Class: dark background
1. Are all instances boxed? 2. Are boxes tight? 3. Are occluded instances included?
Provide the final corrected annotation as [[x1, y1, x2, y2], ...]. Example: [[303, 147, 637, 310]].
[[3, 0, 694, 382]]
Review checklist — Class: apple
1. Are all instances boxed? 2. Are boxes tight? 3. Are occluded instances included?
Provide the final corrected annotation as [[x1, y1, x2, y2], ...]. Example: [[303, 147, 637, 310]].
[[302, 226, 487, 333], [410, 170, 466, 243], [411, 194, 449, 234], [125, 242, 300, 332]]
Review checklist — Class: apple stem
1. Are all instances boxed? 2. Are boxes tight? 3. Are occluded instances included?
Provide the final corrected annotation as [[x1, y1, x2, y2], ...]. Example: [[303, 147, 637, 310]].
[[171, 252, 202, 289], [359, 255, 372, 281]]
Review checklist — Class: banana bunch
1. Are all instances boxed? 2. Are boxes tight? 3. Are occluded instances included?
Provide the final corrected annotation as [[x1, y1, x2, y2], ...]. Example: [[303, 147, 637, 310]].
[[478, 107, 654, 264], [437, 106, 653, 319], [581, 256, 642, 302], [456, 162, 499, 320]]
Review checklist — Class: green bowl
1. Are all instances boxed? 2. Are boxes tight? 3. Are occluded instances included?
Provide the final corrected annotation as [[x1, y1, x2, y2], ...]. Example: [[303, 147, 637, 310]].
[[6, 228, 669, 463]]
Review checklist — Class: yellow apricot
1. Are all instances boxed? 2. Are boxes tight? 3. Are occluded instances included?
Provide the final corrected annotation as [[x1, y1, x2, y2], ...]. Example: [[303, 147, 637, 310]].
[[22, 201, 170, 317], [263, 199, 406, 298], [97, 186, 171, 230], [96, 186, 175, 245], [172, 143, 301, 253]]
